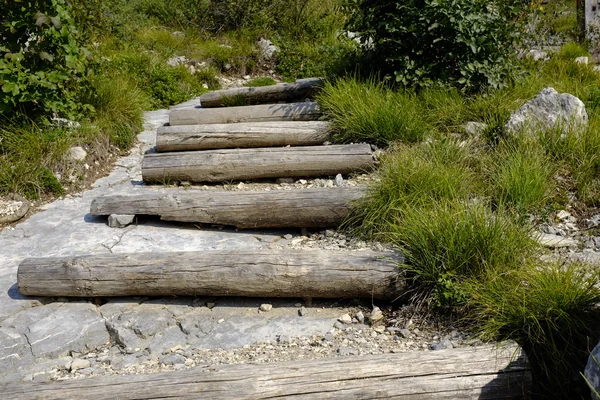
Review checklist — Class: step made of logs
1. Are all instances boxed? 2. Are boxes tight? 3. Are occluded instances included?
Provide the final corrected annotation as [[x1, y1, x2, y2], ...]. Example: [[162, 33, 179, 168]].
[[1, 345, 529, 399], [156, 121, 331, 152], [91, 187, 365, 229], [199, 78, 323, 108], [169, 102, 321, 125], [142, 144, 374, 184], [17, 249, 403, 298]]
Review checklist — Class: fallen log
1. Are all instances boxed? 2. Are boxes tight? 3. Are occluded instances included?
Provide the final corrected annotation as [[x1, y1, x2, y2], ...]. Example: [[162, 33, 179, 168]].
[[17, 249, 403, 298], [169, 102, 321, 125], [156, 121, 331, 152], [90, 187, 365, 229], [142, 144, 374, 183], [199, 78, 323, 108], [0, 345, 530, 399]]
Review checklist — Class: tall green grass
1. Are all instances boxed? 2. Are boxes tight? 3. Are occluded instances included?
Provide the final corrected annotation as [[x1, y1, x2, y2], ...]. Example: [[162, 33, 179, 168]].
[[468, 263, 600, 398], [318, 77, 430, 145]]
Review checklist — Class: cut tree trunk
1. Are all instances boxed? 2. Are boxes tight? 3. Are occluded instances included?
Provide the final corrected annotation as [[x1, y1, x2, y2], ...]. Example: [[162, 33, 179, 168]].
[[90, 187, 365, 229], [199, 78, 323, 108], [142, 144, 374, 183], [156, 121, 331, 152], [17, 249, 403, 298], [0, 344, 530, 399], [169, 102, 321, 125]]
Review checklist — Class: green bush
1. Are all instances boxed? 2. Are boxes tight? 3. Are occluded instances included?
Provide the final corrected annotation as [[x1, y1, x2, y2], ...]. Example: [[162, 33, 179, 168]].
[[317, 77, 430, 145], [468, 263, 600, 398], [0, 0, 90, 118], [558, 42, 589, 59], [389, 200, 538, 306], [345, 0, 527, 91]]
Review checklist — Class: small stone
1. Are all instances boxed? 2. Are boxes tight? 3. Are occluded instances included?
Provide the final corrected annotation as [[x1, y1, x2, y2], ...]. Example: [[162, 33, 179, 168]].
[[299, 307, 307, 317], [398, 328, 411, 338], [373, 326, 385, 334], [70, 358, 90, 372], [462, 121, 488, 136], [283, 234, 293, 240], [108, 214, 135, 228], [160, 354, 186, 366], [68, 146, 87, 161], [334, 174, 344, 187], [355, 311, 365, 324], [206, 302, 216, 309], [333, 321, 345, 330], [431, 339, 453, 350], [370, 307, 384, 325], [338, 314, 352, 324], [556, 210, 571, 220], [259, 304, 272, 312], [536, 233, 578, 248], [217, 319, 225, 324], [575, 56, 589, 65]]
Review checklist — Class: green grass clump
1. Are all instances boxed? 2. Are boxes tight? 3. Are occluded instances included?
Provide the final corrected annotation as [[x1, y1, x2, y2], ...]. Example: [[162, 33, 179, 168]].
[[317, 77, 430, 145], [468, 263, 600, 398], [491, 138, 556, 212], [246, 77, 277, 87], [348, 139, 480, 238], [86, 73, 149, 150], [558, 42, 590, 59], [0, 120, 70, 199]]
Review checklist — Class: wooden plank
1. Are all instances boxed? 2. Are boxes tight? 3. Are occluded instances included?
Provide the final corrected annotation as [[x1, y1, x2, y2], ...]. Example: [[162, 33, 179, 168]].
[[17, 249, 403, 298], [199, 78, 323, 108], [0, 345, 530, 399], [169, 102, 321, 126], [156, 121, 331, 152], [91, 187, 366, 229], [142, 144, 374, 183]]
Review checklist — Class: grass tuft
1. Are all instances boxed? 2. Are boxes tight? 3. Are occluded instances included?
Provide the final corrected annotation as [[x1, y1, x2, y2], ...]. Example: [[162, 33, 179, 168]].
[[246, 77, 277, 87]]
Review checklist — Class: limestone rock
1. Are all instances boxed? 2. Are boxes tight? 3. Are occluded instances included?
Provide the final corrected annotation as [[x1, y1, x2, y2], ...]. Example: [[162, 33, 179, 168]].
[[462, 121, 488, 136], [258, 38, 279, 59], [585, 340, 600, 400], [259, 304, 272, 312], [167, 56, 187, 67], [68, 146, 87, 162], [338, 314, 352, 324], [70, 358, 90, 371], [575, 56, 589, 65], [526, 49, 548, 61], [536, 233, 578, 248], [108, 214, 135, 228], [506, 88, 588, 134]]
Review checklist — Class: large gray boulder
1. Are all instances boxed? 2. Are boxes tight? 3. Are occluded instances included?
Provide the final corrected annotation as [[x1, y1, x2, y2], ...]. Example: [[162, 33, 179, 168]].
[[585, 340, 600, 400], [506, 87, 588, 134]]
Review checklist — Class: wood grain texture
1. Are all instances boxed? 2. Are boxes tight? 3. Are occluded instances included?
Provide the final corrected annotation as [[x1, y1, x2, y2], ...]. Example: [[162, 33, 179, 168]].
[[17, 249, 403, 298], [199, 78, 323, 108], [156, 121, 331, 152], [91, 187, 365, 228], [142, 144, 374, 183], [169, 102, 321, 125], [0, 345, 530, 399]]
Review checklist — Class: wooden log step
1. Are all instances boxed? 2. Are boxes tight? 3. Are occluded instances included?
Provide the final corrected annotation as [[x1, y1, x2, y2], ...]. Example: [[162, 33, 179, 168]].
[[169, 101, 321, 126], [199, 77, 323, 108], [142, 144, 374, 183], [91, 187, 365, 229], [17, 249, 403, 298], [0, 344, 530, 399], [156, 121, 331, 152]]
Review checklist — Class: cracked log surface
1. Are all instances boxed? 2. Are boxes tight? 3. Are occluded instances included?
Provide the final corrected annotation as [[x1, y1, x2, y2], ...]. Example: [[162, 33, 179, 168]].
[[17, 249, 403, 298], [1, 344, 530, 399], [169, 102, 321, 125], [199, 78, 323, 108], [155, 121, 331, 151], [90, 187, 365, 228], [142, 144, 374, 183]]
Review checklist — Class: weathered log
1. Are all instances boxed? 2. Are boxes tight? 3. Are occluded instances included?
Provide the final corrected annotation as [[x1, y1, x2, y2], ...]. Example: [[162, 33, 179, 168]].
[[0, 344, 530, 399], [199, 78, 323, 108], [17, 249, 403, 298], [156, 121, 331, 152], [142, 144, 374, 183], [90, 187, 365, 229], [169, 102, 321, 126]]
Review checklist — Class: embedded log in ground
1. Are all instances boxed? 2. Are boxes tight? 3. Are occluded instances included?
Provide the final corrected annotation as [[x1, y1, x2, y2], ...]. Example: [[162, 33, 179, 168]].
[[169, 102, 321, 125], [90, 187, 365, 229], [142, 144, 374, 183], [155, 121, 331, 152], [199, 78, 323, 108], [0, 344, 530, 399], [17, 249, 403, 298]]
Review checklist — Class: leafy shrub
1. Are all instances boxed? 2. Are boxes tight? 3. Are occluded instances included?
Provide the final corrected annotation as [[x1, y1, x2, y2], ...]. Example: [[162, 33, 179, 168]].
[[345, 0, 527, 91], [317, 77, 430, 145], [468, 263, 600, 398], [0, 0, 90, 118], [389, 200, 538, 306]]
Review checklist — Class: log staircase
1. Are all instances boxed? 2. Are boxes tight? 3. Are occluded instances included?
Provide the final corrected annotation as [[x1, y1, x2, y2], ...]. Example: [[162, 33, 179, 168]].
[[13, 78, 531, 398]]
